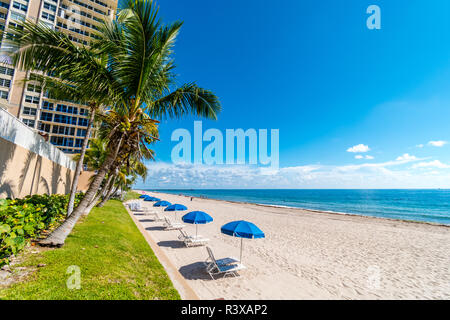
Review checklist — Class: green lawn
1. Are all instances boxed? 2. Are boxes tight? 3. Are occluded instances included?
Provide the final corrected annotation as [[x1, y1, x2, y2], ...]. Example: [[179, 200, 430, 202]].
[[122, 190, 142, 202], [0, 197, 180, 300]]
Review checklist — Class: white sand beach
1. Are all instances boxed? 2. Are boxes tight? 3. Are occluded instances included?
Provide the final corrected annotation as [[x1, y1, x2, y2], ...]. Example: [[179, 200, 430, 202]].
[[132, 191, 450, 300]]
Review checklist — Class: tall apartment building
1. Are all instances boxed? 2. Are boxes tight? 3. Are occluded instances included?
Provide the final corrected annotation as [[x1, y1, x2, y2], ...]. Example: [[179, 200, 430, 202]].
[[0, 0, 117, 154]]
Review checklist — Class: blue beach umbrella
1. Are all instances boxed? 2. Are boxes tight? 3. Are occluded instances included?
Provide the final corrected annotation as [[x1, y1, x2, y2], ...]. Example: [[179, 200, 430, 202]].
[[221, 220, 265, 263], [165, 204, 188, 211], [144, 196, 160, 202], [139, 195, 146, 199], [153, 200, 171, 207], [164, 204, 187, 219], [182, 211, 213, 237]]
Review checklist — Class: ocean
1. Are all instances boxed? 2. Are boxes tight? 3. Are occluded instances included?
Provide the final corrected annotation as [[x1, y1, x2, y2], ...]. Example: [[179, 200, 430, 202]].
[[144, 189, 450, 225]]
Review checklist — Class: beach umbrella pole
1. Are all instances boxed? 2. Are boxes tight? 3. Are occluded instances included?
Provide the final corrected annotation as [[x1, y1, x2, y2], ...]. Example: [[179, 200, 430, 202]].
[[196, 224, 198, 238], [240, 238, 243, 263]]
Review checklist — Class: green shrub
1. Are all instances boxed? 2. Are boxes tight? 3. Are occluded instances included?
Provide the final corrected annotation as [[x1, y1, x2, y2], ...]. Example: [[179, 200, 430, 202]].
[[0, 193, 84, 266]]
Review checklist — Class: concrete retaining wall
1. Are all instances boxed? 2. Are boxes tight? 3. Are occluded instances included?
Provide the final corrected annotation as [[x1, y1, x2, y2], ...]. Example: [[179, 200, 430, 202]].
[[0, 108, 92, 198]]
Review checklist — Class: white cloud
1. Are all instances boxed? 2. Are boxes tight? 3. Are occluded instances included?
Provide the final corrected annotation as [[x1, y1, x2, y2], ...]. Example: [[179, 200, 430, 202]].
[[412, 160, 450, 169], [396, 153, 417, 162], [134, 153, 450, 189], [347, 144, 370, 153], [355, 155, 374, 160], [416, 144, 424, 148], [428, 140, 447, 147]]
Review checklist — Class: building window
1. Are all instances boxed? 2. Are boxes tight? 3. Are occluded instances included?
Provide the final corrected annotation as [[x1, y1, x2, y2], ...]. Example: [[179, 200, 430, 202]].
[[56, 104, 67, 113], [78, 118, 88, 127], [0, 78, 11, 88], [10, 11, 25, 21], [0, 90, 8, 99], [50, 136, 74, 147], [68, 106, 78, 114], [38, 122, 51, 132], [75, 138, 84, 148], [54, 114, 77, 125], [43, 2, 57, 11], [22, 119, 35, 127], [0, 66, 14, 76], [23, 107, 37, 115], [25, 95, 40, 104], [12, 1, 28, 12], [41, 11, 55, 22], [77, 128, 87, 137], [42, 101, 54, 110], [27, 83, 41, 93], [40, 112, 53, 121], [52, 125, 75, 136]]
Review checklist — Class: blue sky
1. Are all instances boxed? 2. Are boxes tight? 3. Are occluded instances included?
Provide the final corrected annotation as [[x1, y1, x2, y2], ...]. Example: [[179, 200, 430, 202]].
[[133, 0, 450, 189]]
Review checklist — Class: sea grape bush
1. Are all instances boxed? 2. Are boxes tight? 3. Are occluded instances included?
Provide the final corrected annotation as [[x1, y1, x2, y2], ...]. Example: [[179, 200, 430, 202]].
[[0, 193, 84, 266]]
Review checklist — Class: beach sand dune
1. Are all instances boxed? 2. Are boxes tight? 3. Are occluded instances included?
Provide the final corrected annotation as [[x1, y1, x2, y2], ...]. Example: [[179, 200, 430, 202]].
[[134, 191, 450, 300]]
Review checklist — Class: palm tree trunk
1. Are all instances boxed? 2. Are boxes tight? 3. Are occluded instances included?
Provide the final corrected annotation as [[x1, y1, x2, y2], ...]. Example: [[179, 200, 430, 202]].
[[97, 174, 117, 207], [67, 106, 96, 216], [112, 185, 120, 197], [83, 192, 102, 215], [39, 136, 123, 247], [101, 173, 115, 198]]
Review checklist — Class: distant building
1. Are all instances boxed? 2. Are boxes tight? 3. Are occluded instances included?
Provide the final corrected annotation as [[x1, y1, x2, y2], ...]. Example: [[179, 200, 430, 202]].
[[0, 0, 118, 154]]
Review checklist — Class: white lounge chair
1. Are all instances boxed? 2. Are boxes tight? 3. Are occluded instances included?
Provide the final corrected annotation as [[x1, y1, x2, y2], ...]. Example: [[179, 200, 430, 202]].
[[204, 246, 245, 279], [149, 210, 165, 221], [128, 201, 147, 211], [205, 246, 239, 267], [127, 201, 142, 211], [177, 229, 209, 247], [128, 202, 158, 216], [163, 217, 185, 230]]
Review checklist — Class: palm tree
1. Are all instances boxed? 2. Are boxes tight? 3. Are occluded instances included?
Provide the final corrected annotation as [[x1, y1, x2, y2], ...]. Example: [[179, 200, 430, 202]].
[[73, 138, 108, 172], [35, 0, 220, 246], [3, 21, 122, 217], [72, 137, 109, 213], [98, 156, 148, 206]]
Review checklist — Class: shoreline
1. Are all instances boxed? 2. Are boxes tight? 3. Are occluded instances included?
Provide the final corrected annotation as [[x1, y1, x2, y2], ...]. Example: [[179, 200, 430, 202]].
[[132, 190, 450, 299], [145, 190, 450, 229]]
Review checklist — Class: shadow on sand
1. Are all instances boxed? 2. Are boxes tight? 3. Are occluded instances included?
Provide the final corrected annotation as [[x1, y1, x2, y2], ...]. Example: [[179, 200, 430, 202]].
[[157, 240, 185, 249], [145, 226, 166, 231], [139, 218, 156, 223], [178, 262, 212, 281]]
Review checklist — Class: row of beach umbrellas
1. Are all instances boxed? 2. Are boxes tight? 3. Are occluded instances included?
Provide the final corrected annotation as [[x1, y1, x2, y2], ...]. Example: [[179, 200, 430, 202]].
[[139, 193, 265, 262]]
